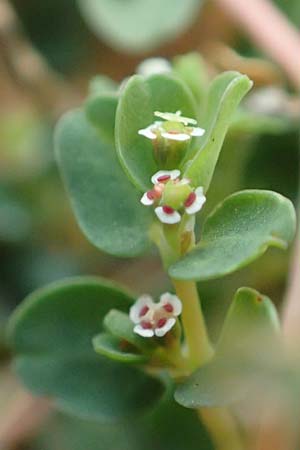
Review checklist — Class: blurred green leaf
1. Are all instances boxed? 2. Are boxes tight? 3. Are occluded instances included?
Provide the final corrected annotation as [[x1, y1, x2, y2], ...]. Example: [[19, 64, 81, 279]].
[[173, 52, 209, 107], [0, 188, 32, 243], [182, 72, 253, 191], [77, 0, 203, 54], [93, 333, 149, 364], [34, 391, 213, 450], [85, 93, 118, 143], [175, 287, 282, 408], [55, 109, 151, 257], [169, 190, 296, 281], [8, 277, 164, 420], [115, 74, 197, 191]]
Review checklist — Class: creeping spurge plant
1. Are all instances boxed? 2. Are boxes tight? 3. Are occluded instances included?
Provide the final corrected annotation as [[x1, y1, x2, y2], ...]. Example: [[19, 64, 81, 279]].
[[7, 54, 297, 449]]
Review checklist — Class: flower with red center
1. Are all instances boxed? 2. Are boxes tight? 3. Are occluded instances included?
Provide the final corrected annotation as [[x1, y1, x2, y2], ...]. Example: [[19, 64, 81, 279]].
[[129, 292, 182, 338], [140, 170, 206, 224]]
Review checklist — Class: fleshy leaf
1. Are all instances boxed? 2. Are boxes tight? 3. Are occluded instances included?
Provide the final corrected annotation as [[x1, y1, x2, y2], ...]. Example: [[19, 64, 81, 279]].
[[169, 190, 296, 281], [85, 93, 118, 143], [93, 333, 149, 364], [175, 288, 282, 408], [115, 73, 197, 191], [103, 309, 155, 352], [173, 52, 209, 106], [182, 71, 253, 191], [55, 109, 151, 257], [8, 277, 164, 420], [77, 0, 202, 54]]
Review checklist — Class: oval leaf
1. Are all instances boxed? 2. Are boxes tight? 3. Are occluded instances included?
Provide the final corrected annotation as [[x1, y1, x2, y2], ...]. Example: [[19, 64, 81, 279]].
[[7, 277, 164, 420], [93, 333, 149, 364], [55, 109, 151, 257], [77, 0, 202, 54], [182, 72, 253, 191], [169, 190, 296, 281], [115, 74, 197, 191], [175, 288, 282, 408], [85, 93, 118, 143]]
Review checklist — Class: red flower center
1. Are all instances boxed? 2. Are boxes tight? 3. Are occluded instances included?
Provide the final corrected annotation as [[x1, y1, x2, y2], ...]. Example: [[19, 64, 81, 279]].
[[157, 318, 167, 328], [184, 191, 196, 207], [141, 321, 152, 330], [157, 174, 171, 183], [139, 305, 149, 317], [162, 205, 175, 215], [163, 303, 173, 313]]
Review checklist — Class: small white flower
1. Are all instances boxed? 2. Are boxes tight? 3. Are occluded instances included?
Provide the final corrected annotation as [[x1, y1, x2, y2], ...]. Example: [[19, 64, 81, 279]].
[[138, 111, 205, 143], [130, 292, 182, 338], [137, 57, 172, 77], [155, 206, 181, 224], [184, 187, 206, 215]]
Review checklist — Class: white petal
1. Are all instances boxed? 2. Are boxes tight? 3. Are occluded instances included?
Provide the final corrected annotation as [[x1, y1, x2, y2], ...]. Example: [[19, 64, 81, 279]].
[[191, 127, 205, 137], [154, 111, 197, 126], [185, 187, 206, 215], [151, 170, 180, 184], [154, 318, 176, 337], [161, 131, 190, 142], [159, 293, 182, 316], [140, 192, 154, 206], [138, 126, 156, 140], [129, 295, 154, 324], [155, 207, 181, 224], [137, 58, 172, 77], [134, 324, 154, 338]]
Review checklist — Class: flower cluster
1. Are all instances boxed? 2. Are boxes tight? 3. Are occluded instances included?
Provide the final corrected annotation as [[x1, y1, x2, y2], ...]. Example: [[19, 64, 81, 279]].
[[130, 293, 182, 338], [141, 170, 206, 224], [138, 110, 205, 142]]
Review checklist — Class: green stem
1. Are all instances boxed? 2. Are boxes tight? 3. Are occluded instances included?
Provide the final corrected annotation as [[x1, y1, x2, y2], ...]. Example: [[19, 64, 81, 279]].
[[199, 407, 244, 450], [172, 279, 213, 369]]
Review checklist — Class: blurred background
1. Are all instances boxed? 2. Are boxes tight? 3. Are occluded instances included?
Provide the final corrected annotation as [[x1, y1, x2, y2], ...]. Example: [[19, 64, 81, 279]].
[[0, 0, 299, 449]]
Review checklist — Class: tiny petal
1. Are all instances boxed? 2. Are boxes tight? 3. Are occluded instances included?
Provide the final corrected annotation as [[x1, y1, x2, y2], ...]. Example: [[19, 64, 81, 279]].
[[160, 293, 182, 316], [190, 127, 205, 137], [134, 324, 154, 338], [140, 192, 155, 206], [161, 131, 190, 142], [154, 110, 197, 126], [137, 58, 172, 77], [151, 170, 180, 184], [185, 187, 206, 215], [155, 206, 181, 224], [129, 294, 154, 324], [154, 318, 176, 337], [138, 126, 156, 140]]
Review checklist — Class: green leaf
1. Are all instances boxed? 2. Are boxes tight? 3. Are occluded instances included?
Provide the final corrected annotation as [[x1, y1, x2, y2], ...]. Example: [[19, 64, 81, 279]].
[[169, 190, 296, 281], [8, 277, 164, 420], [230, 110, 291, 135], [173, 52, 209, 106], [175, 288, 281, 408], [115, 74, 197, 191], [55, 109, 151, 257], [93, 333, 149, 364], [85, 93, 118, 143], [88, 75, 118, 96], [77, 0, 203, 54], [182, 71, 253, 191], [103, 309, 155, 352]]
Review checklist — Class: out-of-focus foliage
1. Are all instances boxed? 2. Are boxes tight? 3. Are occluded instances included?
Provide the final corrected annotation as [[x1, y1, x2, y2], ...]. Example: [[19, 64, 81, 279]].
[[77, 0, 203, 54]]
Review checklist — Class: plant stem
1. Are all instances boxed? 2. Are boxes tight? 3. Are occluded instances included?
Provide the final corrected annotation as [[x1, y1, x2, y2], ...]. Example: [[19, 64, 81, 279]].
[[199, 407, 244, 450], [172, 279, 213, 369]]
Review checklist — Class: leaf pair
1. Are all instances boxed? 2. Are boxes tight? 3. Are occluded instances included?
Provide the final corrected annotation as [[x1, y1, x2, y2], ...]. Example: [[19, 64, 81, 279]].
[[8, 277, 165, 421]]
